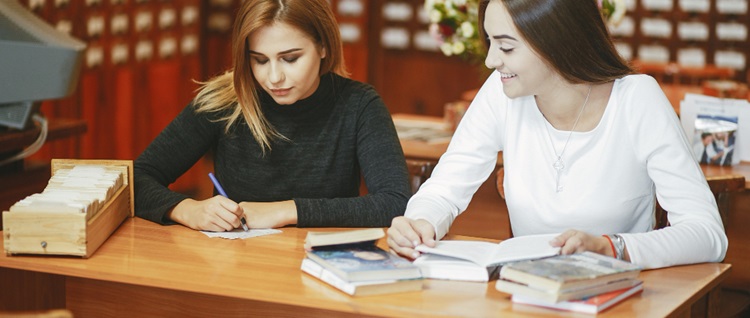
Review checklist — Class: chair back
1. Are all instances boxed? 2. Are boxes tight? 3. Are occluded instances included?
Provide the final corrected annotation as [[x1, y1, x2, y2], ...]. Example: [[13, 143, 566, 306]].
[[406, 159, 436, 194], [654, 175, 745, 229]]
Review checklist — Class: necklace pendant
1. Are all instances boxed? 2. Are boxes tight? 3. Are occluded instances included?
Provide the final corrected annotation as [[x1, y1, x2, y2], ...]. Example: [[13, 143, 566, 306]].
[[552, 157, 564, 171], [553, 157, 564, 192]]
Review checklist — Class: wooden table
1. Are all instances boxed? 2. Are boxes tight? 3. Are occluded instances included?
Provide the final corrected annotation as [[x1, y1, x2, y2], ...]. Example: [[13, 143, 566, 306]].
[[0, 217, 731, 317], [395, 113, 503, 166]]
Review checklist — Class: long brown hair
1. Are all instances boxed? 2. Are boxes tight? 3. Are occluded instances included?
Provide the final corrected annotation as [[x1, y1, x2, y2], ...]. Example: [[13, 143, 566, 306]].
[[193, 0, 347, 152], [479, 0, 632, 83]]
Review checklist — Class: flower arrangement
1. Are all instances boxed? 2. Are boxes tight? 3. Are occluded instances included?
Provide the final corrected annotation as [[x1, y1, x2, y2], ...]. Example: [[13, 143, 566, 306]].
[[598, 0, 627, 27], [425, 0, 628, 60], [425, 0, 484, 61]]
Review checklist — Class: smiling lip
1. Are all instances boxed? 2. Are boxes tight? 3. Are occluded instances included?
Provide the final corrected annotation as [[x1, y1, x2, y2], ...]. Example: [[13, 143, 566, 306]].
[[499, 72, 517, 83], [270, 88, 292, 96]]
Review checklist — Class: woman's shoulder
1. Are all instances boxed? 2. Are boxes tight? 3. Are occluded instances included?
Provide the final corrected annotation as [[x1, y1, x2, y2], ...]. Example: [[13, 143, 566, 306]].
[[612, 74, 666, 104], [615, 74, 660, 90], [330, 73, 379, 97], [612, 74, 675, 119]]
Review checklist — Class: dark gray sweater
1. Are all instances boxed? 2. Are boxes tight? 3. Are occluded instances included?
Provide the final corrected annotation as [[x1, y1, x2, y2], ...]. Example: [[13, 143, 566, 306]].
[[134, 73, 410, 227]]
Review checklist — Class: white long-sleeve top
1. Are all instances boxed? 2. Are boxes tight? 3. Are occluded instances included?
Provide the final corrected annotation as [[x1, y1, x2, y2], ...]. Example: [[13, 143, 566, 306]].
[[406, 72, 728, 269]]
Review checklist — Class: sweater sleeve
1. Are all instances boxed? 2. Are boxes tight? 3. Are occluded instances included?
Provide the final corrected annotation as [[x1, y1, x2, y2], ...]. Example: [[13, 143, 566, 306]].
[[134, 103, 219, 224], [622, 76, 728, 269], [405, 72, 505, 239], [294, 87, 411, 227]]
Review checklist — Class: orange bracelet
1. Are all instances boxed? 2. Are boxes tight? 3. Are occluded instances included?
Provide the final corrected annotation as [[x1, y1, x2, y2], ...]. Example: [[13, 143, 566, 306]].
[[602, 235, 616, 258]]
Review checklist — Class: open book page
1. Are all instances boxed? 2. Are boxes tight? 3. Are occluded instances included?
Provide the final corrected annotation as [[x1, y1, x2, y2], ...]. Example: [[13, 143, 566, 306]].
[[416, 241, 498, 265], [415, 233, 561, 267], [486, 233, 561, 266]]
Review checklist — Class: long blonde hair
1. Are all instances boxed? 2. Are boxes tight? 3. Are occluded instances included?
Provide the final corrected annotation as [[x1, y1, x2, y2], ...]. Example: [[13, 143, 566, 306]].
[[193, 0, 348, 151]]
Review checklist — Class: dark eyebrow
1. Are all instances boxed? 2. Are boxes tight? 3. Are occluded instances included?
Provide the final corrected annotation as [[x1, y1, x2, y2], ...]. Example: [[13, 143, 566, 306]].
[[247, 48, 303, 55], [492, 35, 517, 41]]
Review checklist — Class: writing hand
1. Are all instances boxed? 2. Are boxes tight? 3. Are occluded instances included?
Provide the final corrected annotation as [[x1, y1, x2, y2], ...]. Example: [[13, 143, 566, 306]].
[[386, 216, 436, 259], [169, 196, 244, 232]]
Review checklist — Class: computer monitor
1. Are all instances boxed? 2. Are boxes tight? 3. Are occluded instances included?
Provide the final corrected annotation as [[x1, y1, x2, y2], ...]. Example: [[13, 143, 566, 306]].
[[0, 0, 86, 130]]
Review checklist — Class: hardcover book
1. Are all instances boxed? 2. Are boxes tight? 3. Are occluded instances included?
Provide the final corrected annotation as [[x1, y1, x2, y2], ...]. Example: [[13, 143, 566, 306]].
[[497, 278, 642, 304], [305, 228, 385, 249], [306, 243, 422, 282], [301, 258, 423, 296], [413, 233, 561, 282], [498, 251, 642, 292], [511, 280, 644, 313], [304, 228, 421, 282]]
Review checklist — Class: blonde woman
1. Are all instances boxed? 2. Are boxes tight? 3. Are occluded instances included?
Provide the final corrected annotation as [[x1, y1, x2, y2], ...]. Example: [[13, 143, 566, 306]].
[[135, 0, 410, 231]]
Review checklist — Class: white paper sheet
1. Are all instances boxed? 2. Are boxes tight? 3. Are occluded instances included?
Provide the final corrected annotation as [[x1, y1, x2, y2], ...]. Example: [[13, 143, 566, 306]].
[[201, 228, 282, 240]]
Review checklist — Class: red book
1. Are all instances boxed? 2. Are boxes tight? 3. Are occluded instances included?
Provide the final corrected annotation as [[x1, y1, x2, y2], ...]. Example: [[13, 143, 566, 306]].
[[511, 280, 644, 314]]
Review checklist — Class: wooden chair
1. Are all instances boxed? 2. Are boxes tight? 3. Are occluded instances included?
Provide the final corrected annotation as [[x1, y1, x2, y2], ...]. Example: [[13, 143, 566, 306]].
[[655, 175, 749, 318], [654, 175, 745, 229], [406, 159, 436, 194]]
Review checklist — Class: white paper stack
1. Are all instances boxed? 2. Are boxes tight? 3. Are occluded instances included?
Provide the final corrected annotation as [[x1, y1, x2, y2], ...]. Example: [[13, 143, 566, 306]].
[[10, 164, 124, 219]]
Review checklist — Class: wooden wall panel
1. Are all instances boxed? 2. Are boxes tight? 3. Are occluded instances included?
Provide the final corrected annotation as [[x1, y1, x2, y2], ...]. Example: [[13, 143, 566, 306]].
[[611, 0, 750, 83], [367, 0, 486, 116]]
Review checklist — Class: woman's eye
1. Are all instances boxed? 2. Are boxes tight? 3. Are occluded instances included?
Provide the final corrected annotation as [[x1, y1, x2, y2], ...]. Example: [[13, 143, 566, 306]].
[[253, 57, 269, 64], [500, 47, 514, 53], [283, 56, 299, 63]]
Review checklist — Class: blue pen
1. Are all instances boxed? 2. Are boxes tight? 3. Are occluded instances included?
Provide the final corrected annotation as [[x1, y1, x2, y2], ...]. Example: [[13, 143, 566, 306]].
[[208, 172, 249, 232]]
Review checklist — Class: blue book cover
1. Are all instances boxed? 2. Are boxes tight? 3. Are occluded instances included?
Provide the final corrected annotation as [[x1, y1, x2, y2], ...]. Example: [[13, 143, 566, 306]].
[[307, 243, 422, 282]]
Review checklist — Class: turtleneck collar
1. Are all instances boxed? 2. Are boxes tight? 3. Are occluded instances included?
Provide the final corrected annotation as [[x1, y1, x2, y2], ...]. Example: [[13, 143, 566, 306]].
[[258, 73, 336, 115]]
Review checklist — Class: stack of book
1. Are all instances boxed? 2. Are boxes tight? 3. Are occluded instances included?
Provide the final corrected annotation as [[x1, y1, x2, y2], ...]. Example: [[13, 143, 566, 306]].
[[301, 228, 423, 297], [496, 251, 643, 314]]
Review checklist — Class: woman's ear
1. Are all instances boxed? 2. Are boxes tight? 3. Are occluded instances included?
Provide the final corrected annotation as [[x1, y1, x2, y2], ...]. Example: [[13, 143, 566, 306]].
[[319, 46, 326, 59]]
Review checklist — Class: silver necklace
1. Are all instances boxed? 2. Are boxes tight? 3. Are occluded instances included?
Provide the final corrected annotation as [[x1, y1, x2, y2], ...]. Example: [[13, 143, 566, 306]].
[[542, 85, 592, 192]]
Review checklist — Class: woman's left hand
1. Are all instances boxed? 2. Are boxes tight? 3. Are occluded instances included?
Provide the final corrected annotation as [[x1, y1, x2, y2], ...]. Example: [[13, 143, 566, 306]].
[[239, 200, 298, 229], [551, 229, 614, 258]]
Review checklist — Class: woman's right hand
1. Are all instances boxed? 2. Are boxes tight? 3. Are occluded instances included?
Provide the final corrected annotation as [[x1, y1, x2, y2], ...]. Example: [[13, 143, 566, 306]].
[[387, 216, 437, 259], [169, 196, 244, 231]]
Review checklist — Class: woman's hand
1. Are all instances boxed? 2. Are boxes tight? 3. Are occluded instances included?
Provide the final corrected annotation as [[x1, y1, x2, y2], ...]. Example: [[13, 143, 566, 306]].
[[551, 229, 628, 260], [387, 216, 436, 259], [240, 200, 297, 229], [169, 196, 244, 231]]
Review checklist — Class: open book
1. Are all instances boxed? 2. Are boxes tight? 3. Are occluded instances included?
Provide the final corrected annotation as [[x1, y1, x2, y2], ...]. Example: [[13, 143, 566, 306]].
[[413, 233, 561, 282]]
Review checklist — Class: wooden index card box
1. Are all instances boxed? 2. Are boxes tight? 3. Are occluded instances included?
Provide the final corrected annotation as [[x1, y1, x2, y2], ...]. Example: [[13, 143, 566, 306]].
[[2, 159, 134, 258]]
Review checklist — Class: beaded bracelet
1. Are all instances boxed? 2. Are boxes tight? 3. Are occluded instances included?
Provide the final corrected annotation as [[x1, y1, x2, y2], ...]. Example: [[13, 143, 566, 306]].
[[602, 234, 616, 258]]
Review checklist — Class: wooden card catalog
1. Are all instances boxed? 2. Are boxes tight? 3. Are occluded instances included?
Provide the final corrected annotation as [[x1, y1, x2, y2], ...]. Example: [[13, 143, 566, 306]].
[[717, 0, 747, 14], [3, 159, 134, 258], [715, 50, 746, 70], [614, 42, 633, 60], [677, 48, 706, 67]]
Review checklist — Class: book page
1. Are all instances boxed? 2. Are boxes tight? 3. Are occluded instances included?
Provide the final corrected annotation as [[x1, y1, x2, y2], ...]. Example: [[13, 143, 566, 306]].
[[488, 233, 561, 266], [416, 241, 498, 265]]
